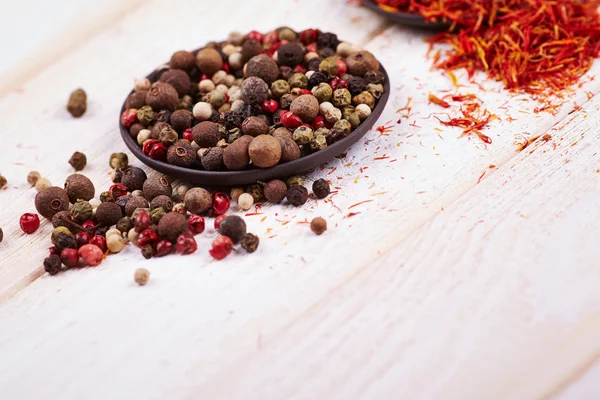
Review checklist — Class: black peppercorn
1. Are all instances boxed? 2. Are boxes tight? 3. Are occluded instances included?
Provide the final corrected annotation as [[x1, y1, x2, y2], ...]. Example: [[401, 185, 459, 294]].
[[159, 69, 191, 96], [312, 178, 330, 199], [115, 195, 131, 213], [157, 212, 189, 242], [69, 151, 87, 171], [245, 183, 264, 203], [317, 32, 340, 50], [0, 227, 3, 244], [167, 140, 196, 168], [308, 57, 324, 72], [223, 110, 245, 130], [96, 202, 123, 226], [44, 255, 62, 275], [55, 232, 78, 252], [141, 244, 155, 259], [95, 225, 110, 237], [240, 233, 259, 253], [156, 110, 172, 124], [143, 176, 172, 201], [64, 174, 95, 203], [120, 167, 147, 192], [277, 42, 304, 67], [218, 215, 247, 244], [364, 70, 385, 84], [286, 185, 309, 206], [150, 195, 173, 212], [318, 47, 336, 59], [326, 127, 345, 145], [308, 71, 328, 89], [347, 76, 367, 95], [129, 123, 145, 139], [125, 196, 149, 217], [116, 217, 134, 233], [35, 187, 70, 219], [112, 169, 123, 184]]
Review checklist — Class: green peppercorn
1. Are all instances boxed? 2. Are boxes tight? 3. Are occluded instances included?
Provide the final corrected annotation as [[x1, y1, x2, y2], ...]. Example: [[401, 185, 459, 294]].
[[352, 91, 375, 109], [319, 58, 338, 76], [245, 184, 264, 203], [366, 83, 384, 99], [332, 88, 351, 107], [334, 119, 352, 136], [341, 105, 355, 120], [150, 207, 166, 225], [279, 93, 297, 109], [288, 73, 308, 89], [159, 126, 178, 146], [312, 83, 333, 103], [70, 200, 93, 223], [69, 151, 87, 171], [310, 133, 328, 151], [286, 176, 304, 187], [100, 191, 114, 202], [293, 126, 315, 145], [227, 129, 242, 144], [109, 153, 129, 170], [271, 79, 290, 98], [137, 105, 155, 126], [51, 226, 72, 244], [278, 27, 296, 41], [240, 233, 259, 253], [206, 90, 225, 109]]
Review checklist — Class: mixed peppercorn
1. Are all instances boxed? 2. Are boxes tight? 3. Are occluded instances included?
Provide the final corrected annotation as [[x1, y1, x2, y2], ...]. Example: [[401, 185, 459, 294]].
[[122, 28, 385, 172]]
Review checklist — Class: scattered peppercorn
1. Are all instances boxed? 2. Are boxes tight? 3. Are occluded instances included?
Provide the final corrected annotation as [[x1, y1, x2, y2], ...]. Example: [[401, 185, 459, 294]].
[[35, 177, 52, 192], [0, 228, 3, 244], [95, 202, 123, 226], [312, 178, 330, 199], [286, 185, 309, 206], [68, 151, 87, 172], [35, 186, 69, 219], [310, 217, 327, 235], [240, 233, 259, 253], [64, 173, 95, 203], [141, 244, 155, 259], [209, 235, 233, 260], [157, 212, 189, 242], [218, 215, 247, 244], [44, 255, 63, 275], [143, 176, 172, 201], [264, 180, 287, 203], [70, 200, 93, 223], [237, 192, 254, 211], [55, 232, 78, 252], [27, 171, 41, 187], [134, 268, 150, 285], [67, 88, 87, 118]]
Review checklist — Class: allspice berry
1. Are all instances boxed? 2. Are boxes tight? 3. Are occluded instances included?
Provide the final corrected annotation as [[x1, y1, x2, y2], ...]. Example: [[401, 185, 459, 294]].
[[200, 147, 224, 171], [278, 137, 301, 162], [64, 174, 95, 203], [246, 54, 280, 84], [125, 196, 149, 217], [241, 76, 269, 105], [69, 151, 87, 171], [241, 39, 262, 63], [120, 167, 147, 192], [67, 88, 87, 118], [346, 50, 380, 76], [264, 180, 287, 203], [158, 212, 189, 242], [27, 171, 41, 187], [192, 121, 220, 148], [126, 91, 147, 109], [150, 195, 173, 212], [159, 69, 191, 96], [223, 135, 252, 170], [170, 109, 193, 133], [230, 187, 244, 202], [249, 135, 281, 168], [312, 178, 330, 199], [290, 94, 319, 123], [151, 121, 171, 140], [167, 140, 196, 168], [184, 187, 212, 214], [272, 127, 293, 140], [286, 185, 309, 206], [241, 116, 269, 137], [35, 187, 70, 219], [134, 268, 150, 286], [219, 215, 247, 244], [143, 176, 172, 201], [310, 217, 327, 235], [170, 50, 196, 71], [196, 48, 223, 75], [145, 82, 179, 111], [95, 202, 123, 226]]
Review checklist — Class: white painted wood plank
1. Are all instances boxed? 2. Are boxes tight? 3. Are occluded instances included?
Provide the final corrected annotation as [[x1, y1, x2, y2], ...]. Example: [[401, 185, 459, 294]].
[[554, 362, 600, 400], [193, 84, 600, 400]]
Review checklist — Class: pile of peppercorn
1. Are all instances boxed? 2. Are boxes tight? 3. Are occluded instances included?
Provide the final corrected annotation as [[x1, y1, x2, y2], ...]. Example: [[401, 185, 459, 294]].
[[122, 28, 385, 171], [28, 152, 331, 276]]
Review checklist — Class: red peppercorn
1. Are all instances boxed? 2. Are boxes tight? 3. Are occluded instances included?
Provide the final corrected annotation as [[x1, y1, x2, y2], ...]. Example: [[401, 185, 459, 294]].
[[306, 43, 317, 53], [222, 62, 231, 74], [183, 128, 194, 142], [223, 93, 230, 103], [247, 30, 264, 43], [176, 231, 197, 255], [200, 73, 210, 81], [209, 235, 233, 260], [293, 65, 307, 74], [135, 211, 151, 233], [214, 214, 228, 231], [89, 235, 107, 253], [76, 231, 92, 247], [60, 248, 80, 268], [262, 99, 278, 113], [298, 89, 312, 95], [270, 41, 283, 52], [148, 143, 167, 160], [155, 239, 174, 257], [20, 213, 40, 234], [109, 183, 128, 200], [81, 220, 97, 232], [188, 214, 205, 235], [280, 111, 303, 129], [137, 228, 159, 248], [121, 109, 138, 128], [142, 139, 160, 156], [264, 31, 279, 44], [79, 244, 104, 267], [311, 116, 326, 130], [212, 192, 230, 215], [336, 59, 347, 75], [49, 246, 59, 256], [330, 77, 348, 90], [300, 29, 319, 45]]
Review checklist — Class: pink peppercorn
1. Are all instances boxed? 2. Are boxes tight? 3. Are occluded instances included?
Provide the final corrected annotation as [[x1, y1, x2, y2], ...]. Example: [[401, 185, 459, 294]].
[[121, 109, 139, 128], [280, 111, 303, 129], [183, 128, 194, 142], [137, 229, 159, 248], [212, 192, 230, 215], [214, 214, 228, 231], [89, 235, 107, 253], [76, 231, 92, 247], [336, 59, 347, 75], [60, 248, 80, 268], [176, 232, 197, 255], [148, 143, 167, 160], [78, 244, 104, 266], [143, 139, 160, 156], [209, 236, 233, 260], [20, 213, 40, 234], [188, 215, 205, 235], [247, 30, 264, 43], [262, 99, 278, 113], [155, 240, 174, 257]]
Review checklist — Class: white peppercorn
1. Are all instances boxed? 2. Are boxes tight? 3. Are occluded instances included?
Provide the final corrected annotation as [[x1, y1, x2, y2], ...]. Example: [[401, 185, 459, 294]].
[[324, 107, 342, 123], [229, 52, 243, 70], [128, 228, 139, 245], [137, 129, 151, 145], [231, 100, 245, 111], [355, 104, 371, 120], [212, 70, 227, 85], [319, 101, 335, 115], [198, 79, 216, 93], [35, 177, 52, 192], [238, 193, 254, 211], [215, 84, 229, 93], [223, 75, 236, 87], [193, 102, 212, 121], [134, 78, 151, 91], [222, 44, 237, 56]]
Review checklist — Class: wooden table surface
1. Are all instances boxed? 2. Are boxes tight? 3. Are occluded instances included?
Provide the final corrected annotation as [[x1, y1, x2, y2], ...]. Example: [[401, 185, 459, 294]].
[[0, 1, 599, 399]]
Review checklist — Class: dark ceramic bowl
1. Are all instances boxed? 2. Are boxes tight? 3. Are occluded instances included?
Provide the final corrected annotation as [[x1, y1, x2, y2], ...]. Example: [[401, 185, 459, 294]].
[[364, 0, 450, 30], [120, 52, 390, 186]]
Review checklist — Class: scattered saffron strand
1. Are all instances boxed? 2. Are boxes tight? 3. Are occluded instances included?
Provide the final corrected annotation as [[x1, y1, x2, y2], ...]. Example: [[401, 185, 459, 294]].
[[428, 93, 451, 108], [348, 200, 374, 209]]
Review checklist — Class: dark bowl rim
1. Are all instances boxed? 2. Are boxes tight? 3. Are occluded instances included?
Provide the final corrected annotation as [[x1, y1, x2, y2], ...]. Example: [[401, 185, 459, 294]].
[[363, 0, 451, 29]]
